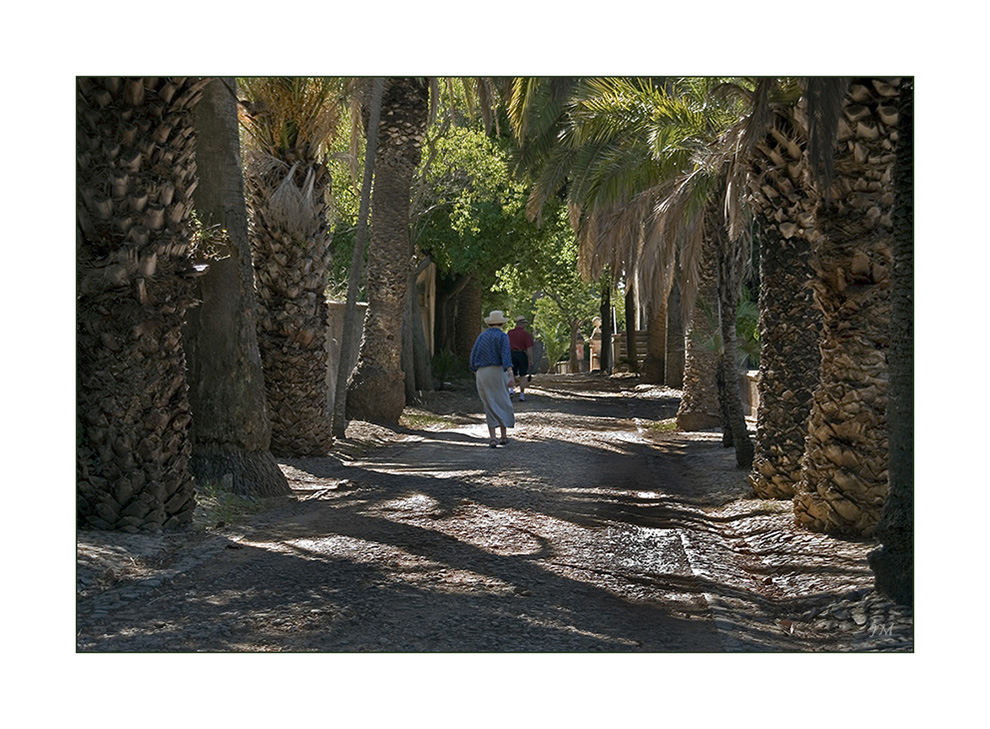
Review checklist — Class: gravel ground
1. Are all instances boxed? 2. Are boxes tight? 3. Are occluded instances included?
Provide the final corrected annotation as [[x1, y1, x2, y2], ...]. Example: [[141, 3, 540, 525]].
[[76, 373, 912, 652]]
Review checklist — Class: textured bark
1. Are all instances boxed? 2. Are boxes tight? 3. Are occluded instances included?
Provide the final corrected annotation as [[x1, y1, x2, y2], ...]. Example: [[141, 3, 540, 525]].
[[333, 77, 384, 440], [750, 225, 821, 497], [869, 78, 913, 604], [599, 284, 612, 373], [713, 215, 754, 469], [348, 78, 430, 424], [184, 78, 289, 498], [623, 284, 638, 370], [676, 241, 721, 430], [794, 78, 898, 537], [77, 76, 210, 532], [245, 111, 334, 456], [747, 107, 823, 498], [665, 265, 685, 388], [641, 297, 666, 384]]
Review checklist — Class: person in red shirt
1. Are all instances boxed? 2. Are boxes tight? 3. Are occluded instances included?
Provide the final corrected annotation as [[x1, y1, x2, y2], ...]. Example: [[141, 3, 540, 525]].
[[507, 315, 536, 401]]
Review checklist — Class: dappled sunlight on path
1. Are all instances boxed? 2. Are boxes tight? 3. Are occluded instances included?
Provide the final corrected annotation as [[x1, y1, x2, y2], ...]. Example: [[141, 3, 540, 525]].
[[77, 373, 911, 652]]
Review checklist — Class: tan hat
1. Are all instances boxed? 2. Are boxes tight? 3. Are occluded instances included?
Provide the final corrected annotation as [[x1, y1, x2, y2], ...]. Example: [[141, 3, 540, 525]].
[[515, 315, 527, 322], [484, 310, 509, 325]]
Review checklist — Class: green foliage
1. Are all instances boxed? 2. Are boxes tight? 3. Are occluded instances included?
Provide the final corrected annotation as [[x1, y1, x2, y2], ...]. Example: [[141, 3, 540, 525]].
[[400, 411, 457, 429], [188, 211, 231, 262], [325, 224, 357, 301], [689, 288, 760, 369], [531, 299, 570, 366], [195, 481, 264, 528], [431, 349, 463, 388], [494, 205, 591, 304], [647, 418, 679, 432], [415, 125, 530, 283], [736, 286, 760, 369], [324, 116, 364, 300], [490, 201, 603, 366], [238, 77, 347, 159]]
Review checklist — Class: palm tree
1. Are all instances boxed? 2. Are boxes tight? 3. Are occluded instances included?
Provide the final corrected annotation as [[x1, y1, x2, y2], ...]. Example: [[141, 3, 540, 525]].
[[650, 169, 749, 448], [184, 78, 289, 497], [740, 80, 824, 498], [641, 292, 667, 383], [331, 77, 384, 439], [346, 77, 431, 424], [869, 78, 913, 603], [674, 226, 723, 430], [335, 77, 507, 425], [711, 200, 755, 466], [77, 76, 210, 531], [507, 77, 620, 372], [239, 77, 346, 456], [792, 77, 901, 536], [522, 78, 753, 461], [664, 268, 685, 388]]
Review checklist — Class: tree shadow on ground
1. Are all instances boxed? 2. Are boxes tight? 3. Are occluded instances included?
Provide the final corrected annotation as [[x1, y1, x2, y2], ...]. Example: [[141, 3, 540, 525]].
[[79, 504, 722, 652], [78, 373, 886, 653]]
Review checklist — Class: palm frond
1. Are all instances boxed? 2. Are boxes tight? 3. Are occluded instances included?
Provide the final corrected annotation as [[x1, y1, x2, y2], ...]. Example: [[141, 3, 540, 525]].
[[525, 146, 576, 224], [576, 199, 647, 287], [239, 76, 347, 162], [508, 77, 580, 175], [639, 192, 677, 310], [246, 152, 323, 239], [347, 79, 371, 186]]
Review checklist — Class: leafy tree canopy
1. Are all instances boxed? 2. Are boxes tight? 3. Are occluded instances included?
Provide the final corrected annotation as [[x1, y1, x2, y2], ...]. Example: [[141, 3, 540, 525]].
[[414, 124, 530, 283], [492, 201, 603, 355]]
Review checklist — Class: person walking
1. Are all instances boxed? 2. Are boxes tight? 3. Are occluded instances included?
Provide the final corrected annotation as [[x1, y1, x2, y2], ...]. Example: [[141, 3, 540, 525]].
[[469, 310, 515, 447], [508, 315, 535, 401]]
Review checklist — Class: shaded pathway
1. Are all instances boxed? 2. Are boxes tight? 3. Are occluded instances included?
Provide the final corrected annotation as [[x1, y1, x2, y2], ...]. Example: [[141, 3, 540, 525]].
[[76, 374, 912, 652]]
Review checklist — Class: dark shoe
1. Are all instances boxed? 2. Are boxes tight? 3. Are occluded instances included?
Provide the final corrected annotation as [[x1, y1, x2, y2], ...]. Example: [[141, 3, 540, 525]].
[[489, 440, 498, 448]]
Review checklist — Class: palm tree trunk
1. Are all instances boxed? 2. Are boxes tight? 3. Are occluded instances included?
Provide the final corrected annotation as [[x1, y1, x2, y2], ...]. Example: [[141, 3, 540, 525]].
[[665, 262, 685, 388], [714, 219, 754, 468], [184, 78, 289, 498], [869, 78, 913, 604], [624, 281, 638, 371], [333, 77, 384, 439], [246, 144, 334, 457], [599, 282, 612, 373], [746, 107, 822, 498], [641, 297, 666, 384], [77, 76, 209, 532], [676, 240, 721, 430], [749, 224, 821, 497], [348, 78, 430, 424], [794, 78, 899, 537]]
